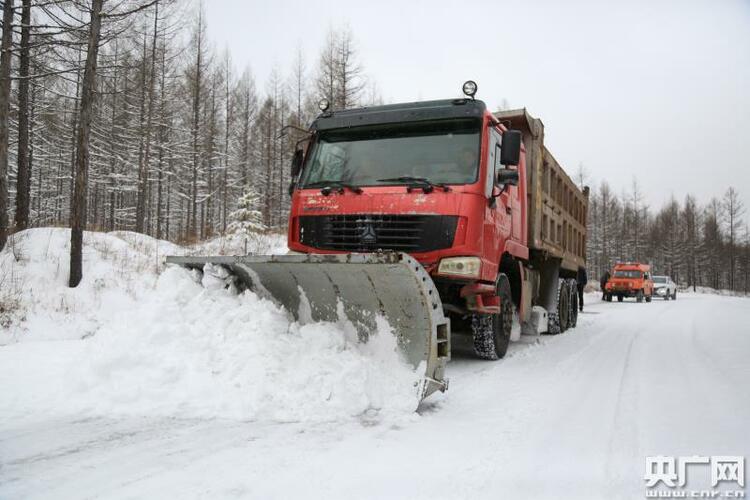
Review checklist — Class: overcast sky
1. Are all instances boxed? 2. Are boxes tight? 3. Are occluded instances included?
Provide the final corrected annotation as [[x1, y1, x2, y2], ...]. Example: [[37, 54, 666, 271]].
[[204, 0, 750, 212]]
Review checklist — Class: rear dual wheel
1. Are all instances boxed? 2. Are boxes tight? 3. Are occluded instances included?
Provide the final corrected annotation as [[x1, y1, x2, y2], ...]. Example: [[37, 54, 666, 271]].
[[548, 279, 570, 335], [568, 279, 579, 328]]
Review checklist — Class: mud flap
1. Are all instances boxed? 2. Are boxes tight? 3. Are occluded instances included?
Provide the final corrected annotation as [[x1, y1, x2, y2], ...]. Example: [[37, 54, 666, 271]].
[[166, 252, 450, 401]]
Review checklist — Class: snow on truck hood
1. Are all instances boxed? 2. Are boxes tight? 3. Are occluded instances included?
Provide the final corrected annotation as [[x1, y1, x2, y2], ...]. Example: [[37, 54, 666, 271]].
[[0, 228, 420, 422]]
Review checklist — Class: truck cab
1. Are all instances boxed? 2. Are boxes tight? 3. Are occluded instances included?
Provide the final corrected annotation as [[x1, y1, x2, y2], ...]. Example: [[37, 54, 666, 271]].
[[604, 263, 654, 303], [288, 98, 526, 278]]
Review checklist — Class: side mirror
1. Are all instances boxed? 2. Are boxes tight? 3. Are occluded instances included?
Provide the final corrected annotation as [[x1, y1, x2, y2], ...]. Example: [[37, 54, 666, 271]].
[[497, 169, 519, 186], [288, 150, 304, 196], [290, 149, 304, 177], [500, 129, 522, 166]]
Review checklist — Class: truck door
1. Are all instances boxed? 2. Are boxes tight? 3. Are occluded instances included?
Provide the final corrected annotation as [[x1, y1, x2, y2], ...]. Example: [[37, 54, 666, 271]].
[[509, 158, 522, 241], [488, 129, 512, 245]]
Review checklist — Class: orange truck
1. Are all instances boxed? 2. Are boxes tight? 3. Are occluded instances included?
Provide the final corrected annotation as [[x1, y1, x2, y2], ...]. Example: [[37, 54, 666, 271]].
[[604, 262, 654, 303]]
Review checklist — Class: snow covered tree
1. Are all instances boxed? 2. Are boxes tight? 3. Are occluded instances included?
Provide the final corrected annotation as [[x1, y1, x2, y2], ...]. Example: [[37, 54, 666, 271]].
[[314, 26, 366, 110], [0, 0, 13, 252], [70, 0, 105, 288], [227, 188, 266, 241], [226, 188, 265, 235], [722, 187, 745, 291]]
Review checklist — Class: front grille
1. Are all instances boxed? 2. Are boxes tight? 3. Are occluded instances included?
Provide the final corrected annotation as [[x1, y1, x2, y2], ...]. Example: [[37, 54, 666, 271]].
[[299, 214, 458, 253]]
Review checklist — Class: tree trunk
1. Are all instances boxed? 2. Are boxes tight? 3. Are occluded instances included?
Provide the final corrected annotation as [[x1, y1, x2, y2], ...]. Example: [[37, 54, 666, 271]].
[[190, 9, 203, 239], [134, 30, 147, 231], [14, 0, 32, 231], [136, 0, 159, 234], [0, 0, 13, 251], [241, 91, 249, 186], [69, 50, 82, 218], [29, 55, 37, 224], [222, 59, 230, 232], [155, 38, 167, 240], [69, 0, 104, 288]]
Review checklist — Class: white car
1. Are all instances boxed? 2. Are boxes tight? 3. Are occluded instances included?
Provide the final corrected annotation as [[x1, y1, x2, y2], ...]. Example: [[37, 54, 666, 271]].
[[653, 276, 677, 300]]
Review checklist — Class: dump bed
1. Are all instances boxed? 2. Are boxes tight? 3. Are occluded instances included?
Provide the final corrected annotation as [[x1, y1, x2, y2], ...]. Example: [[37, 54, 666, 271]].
[[495, 109, 589, 273]]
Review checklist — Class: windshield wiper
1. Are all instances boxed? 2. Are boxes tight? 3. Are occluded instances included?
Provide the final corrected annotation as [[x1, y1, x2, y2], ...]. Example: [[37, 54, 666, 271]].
[[376, 176, 451, 193], [304, 180, 363, 195]]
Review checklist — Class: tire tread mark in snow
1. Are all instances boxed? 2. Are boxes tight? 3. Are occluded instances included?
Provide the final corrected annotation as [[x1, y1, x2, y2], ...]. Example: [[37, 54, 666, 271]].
[[604, 330, 639, 488]]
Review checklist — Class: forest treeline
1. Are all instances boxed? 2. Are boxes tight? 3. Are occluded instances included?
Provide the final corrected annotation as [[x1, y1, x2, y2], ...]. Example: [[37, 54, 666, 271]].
[[585, 178, 747, 293], [0, 1, 746, 291], [0, 0, 377, 254]]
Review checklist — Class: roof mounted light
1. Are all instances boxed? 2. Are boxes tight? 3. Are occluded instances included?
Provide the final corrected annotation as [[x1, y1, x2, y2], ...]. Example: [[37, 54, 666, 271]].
[[462, 80, 478, 99], [318, 98, 331, 112]]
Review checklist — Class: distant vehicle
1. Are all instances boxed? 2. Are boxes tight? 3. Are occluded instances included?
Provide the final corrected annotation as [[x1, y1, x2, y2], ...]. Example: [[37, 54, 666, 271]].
[[604, 262, 654, 303], [653, 275, 677, 300]]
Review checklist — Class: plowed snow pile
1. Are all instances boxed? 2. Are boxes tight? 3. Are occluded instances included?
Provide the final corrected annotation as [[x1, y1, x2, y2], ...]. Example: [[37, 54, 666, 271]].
[[0, 229, 419, 422]]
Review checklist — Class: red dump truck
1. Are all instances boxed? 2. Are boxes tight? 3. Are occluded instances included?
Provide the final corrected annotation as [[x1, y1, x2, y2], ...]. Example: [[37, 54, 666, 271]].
[[168, 83, 589, 401]]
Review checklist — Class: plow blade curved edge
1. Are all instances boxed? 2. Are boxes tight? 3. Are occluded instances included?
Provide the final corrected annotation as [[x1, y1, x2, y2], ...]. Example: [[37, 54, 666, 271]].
[[165, 252, 450, 401]]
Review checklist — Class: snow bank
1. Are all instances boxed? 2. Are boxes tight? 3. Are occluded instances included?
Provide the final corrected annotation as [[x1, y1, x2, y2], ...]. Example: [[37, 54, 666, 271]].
[[0, 228, 420, 422], [681, 285, 749, 298], [186, 230, 288, 257], [0, 228, 179, 342]]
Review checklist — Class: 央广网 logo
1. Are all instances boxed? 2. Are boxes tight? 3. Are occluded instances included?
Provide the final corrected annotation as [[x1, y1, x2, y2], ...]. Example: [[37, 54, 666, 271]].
[[645, 455, 745, 498]]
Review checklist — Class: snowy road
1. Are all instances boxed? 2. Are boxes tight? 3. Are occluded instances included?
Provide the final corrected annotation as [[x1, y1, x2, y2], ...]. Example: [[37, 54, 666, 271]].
[[2, 293, 749, 500]]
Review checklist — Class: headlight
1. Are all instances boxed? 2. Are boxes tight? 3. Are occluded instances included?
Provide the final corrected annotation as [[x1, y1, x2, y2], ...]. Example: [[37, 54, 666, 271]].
[[438, 257, 481, 278]]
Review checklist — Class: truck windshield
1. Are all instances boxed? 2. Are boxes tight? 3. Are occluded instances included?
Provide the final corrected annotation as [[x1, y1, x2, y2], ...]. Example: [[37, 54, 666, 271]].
[[300, 119, 481, 188], [614, 270, 643, 279]]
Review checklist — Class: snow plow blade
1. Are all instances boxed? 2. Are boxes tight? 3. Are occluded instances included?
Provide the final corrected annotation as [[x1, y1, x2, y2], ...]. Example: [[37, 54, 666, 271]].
[[165, 252, 450, 401]]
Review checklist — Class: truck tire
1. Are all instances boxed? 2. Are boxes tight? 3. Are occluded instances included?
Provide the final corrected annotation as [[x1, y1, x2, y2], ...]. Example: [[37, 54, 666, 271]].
[[617, 295, 623, 302], [547, 278, 569, 335], [568, 279, 578, 328], [636, 290, 644, 303], [606, 294, 612, 302], [472, 277, 513, 360]]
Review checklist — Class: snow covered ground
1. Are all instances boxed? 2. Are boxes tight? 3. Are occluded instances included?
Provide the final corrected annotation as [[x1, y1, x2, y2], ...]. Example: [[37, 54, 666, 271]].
[[1, 229, 749, 499]]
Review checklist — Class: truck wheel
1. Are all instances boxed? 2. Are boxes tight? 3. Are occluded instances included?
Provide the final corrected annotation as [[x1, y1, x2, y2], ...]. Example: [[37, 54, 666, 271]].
[[606, 294, 612, 302], [617, 295, 623, 302], [471, 278, 513, 360], [636, 290, 644, 303], [547, 279, 569, 335], [645, 294, 652, 302], [568, 279, 578, 328]]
